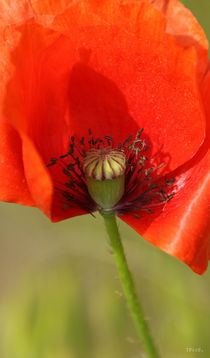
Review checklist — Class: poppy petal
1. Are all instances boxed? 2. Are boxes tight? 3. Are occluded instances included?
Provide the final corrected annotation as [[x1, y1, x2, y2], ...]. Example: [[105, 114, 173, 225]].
[[150, 0, 208, 79], [120, 146, 210, 274], [48, 0, 208, 79], [49, 1, 206, 171], [1, 1, 208, 222], [2, 23, 89, 218], [30, 0, 71, 16], [0, 0, 33, 24], [120, 67, 210, 274], [0, 120, 34, 205], [0, 15, 34, 206], [121, 143, 210, 274], [21, 134, 53, 217]]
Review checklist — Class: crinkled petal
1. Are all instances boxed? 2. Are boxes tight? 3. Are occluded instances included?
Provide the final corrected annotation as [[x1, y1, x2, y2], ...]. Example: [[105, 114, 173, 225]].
[[150, 0, 208, 79], [47, 1, 206, 171], [30, 0, 72, 16], [121, 66, 210, 274], [0, 0, 33, 25]]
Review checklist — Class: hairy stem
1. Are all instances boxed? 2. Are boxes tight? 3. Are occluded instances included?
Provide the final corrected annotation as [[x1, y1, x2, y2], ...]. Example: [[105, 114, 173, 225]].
[[100, 210, 160, 358]]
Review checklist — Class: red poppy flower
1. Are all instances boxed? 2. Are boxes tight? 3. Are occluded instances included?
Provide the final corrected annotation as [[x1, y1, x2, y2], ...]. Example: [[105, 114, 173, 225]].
[[0, 0, 209, 274]]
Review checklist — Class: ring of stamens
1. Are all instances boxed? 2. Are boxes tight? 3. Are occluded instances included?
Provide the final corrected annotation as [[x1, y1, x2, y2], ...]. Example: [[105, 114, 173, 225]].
[[46, 129, 175, 216]]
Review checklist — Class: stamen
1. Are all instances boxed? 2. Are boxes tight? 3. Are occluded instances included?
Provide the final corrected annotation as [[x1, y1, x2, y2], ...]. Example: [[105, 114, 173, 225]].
[[46, 129, 175, 216]]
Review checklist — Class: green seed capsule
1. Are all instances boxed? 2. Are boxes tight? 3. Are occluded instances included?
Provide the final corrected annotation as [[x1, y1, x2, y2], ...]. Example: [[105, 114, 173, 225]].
[[82, 148, 126, 209]]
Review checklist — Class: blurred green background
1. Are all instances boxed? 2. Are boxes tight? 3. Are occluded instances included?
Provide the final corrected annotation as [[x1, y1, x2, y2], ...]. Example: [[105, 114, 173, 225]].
[[0, 1, 210, 358]]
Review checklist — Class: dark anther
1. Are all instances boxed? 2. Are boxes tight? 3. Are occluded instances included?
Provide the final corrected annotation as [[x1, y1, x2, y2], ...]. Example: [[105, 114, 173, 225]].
[[60, 154, 68, 159], [68, 144, 74, 154], [166, 178, 175, 186], [136, 128, 143, 138], [46, 158, 57, 167], [142, 145, 151, 152], [145, 209, 154, 213], [166, 193, 174, 201], [95, 138, 103, 144], [158, 163, 165, 169], [123, 135, 133, 147], [139, 156, 148, 165], [104, 136, 113, 146], [63, 168, 71, 176], [145, 168, 153, 177]]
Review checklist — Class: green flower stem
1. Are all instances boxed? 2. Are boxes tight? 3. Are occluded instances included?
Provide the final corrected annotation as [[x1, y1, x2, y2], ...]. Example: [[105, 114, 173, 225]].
[[100, 210, 160, 358]]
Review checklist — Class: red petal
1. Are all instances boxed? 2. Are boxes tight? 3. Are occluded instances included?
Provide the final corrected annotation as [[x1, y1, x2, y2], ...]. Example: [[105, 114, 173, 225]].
[[50, 1, 206, 169], [121, 67, 210, 274], [21, 134, 53, 217], [3, 23, 87, 219], [0, 0, 33, 25], [150, 0, 208, 79], [1, 1, 208, 221], [0, 8, 34, 206], [30, 0, 71, 16], [0, 120, 34, 205]]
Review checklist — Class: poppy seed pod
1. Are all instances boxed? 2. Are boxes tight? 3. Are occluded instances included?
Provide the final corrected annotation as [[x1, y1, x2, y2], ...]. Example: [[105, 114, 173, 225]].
[[82, 148, 126, 209]]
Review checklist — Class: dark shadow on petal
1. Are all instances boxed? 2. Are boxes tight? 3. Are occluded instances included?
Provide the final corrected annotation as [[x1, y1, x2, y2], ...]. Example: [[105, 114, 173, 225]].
[[68, 60, 137, 144], [67, 59, 172, 171]]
